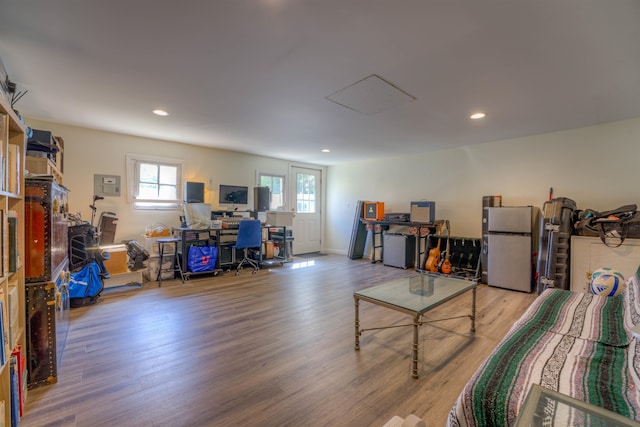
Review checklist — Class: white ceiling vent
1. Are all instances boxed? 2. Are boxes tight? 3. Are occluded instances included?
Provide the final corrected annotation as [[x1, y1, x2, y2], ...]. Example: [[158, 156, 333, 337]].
[[325, 74, 416, 115]]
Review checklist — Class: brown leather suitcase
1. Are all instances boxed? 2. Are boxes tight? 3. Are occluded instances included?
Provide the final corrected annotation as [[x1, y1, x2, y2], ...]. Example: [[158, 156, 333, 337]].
[[25, 176, 69, 282], [25, 262, 70, 389], [25, 282, 57, 388]]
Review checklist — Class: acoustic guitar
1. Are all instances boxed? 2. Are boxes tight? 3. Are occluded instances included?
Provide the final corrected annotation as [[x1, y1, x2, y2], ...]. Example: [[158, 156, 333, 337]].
[[425, 227, 441, 272]]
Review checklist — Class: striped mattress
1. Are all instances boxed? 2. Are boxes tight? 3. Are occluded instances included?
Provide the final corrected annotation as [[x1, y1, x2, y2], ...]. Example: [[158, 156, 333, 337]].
[[447, 268, 640, 426]]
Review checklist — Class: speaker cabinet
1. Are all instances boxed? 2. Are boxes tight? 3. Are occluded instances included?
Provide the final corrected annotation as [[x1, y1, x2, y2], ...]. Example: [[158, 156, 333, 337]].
[[185, 181, 205, 203], [254, 186, 271, 212], [219, 244, 244, 265], [383, 234, 415, 269], [364, 202, 385, 220], [410, 201, 435, 223]]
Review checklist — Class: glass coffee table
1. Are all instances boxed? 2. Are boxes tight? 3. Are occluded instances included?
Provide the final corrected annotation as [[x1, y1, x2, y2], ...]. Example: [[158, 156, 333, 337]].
[[514, 384, 640, 426], [354, 273, 477, 378]]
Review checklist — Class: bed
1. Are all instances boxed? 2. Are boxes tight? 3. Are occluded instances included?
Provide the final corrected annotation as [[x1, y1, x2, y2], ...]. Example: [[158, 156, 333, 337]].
[[447, 267, 640, 426]]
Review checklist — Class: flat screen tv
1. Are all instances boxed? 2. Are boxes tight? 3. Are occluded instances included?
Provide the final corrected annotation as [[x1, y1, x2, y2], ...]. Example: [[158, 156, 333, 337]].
[[219, 184, 248, 205]]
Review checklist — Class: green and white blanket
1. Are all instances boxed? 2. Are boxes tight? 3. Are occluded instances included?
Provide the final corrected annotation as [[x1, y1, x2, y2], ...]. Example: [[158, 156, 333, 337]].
[[448, 269, 640, 426]]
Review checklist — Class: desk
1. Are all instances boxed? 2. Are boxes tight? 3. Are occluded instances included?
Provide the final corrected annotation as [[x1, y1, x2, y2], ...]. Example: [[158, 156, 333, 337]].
[[172, 225, 293, 278], [210, 225, 293, 270], [361, 219, 444, 269]]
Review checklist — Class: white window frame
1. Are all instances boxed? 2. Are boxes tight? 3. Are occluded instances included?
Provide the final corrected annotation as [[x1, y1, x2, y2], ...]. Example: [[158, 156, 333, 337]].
[[126, 153, 184, 210], [256, 170, 286, 210]]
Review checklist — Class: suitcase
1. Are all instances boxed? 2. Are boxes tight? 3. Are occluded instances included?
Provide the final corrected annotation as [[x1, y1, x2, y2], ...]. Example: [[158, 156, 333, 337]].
[[25, 260, 70, 389], [536, 197, 577, 293], [25, 176, 69, 282]]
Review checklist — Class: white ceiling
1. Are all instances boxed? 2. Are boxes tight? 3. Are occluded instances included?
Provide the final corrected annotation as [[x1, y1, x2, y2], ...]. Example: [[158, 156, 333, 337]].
[[1, 1, 639, 166]]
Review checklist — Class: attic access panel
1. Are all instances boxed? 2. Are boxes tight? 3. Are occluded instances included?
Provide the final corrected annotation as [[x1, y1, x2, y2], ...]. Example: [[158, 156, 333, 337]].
[[325, 74, 416, 115]]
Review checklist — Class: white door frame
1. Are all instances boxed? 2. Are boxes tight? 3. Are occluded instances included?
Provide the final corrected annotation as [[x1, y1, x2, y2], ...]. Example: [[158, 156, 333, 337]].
[[288, 163, 326, 254]]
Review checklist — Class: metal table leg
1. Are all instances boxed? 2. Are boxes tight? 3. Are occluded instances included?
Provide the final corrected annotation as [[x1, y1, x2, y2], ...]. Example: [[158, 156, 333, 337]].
[[471, 286, 476, 332], [354, 296, 360, 350], [412, 315, 420, 379]]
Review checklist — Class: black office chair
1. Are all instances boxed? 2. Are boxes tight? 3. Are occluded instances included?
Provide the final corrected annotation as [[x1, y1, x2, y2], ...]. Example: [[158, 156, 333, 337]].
[[233, 219, 262, 275]]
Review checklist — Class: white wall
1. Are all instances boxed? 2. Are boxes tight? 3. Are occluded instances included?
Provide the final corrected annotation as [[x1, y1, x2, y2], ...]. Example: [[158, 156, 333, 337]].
[[26, 116, 640, 255], [325, 117, 640, 254], [26, 118, 295, 242]]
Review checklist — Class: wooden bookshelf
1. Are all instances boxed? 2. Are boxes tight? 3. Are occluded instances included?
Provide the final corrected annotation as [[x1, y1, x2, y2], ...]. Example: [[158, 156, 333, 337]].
[[0, 94, 26, 426]]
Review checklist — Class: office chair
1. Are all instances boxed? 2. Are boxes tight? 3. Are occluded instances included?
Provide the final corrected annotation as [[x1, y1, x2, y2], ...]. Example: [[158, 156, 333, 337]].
[[233, 219, 262, 275]]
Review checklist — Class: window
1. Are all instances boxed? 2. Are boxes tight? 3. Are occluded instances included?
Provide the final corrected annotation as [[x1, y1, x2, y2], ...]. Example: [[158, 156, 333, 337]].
[[296, 172, 316, 213], [258, 172, 285, 210], [126, 154, 184, 209]]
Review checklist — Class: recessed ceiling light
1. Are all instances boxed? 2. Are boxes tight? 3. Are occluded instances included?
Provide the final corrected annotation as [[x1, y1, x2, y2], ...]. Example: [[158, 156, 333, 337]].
[[470, 112, 487, 120], [321, 148, 331, 153], [153, 109, 169, 116]]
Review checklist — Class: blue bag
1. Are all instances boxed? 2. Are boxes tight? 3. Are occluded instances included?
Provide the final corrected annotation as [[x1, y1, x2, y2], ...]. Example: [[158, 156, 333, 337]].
[[188, 245, 217, 272], [69, 261, 104, 307]]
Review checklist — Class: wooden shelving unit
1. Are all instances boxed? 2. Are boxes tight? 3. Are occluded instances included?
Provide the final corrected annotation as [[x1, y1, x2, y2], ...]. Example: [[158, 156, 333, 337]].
[[0, 95, 27, 425], [25, 135, 63, 185]]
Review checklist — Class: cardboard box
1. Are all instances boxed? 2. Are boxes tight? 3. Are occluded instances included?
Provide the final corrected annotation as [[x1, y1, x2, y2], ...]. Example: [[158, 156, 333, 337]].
[[264, 240, 274, 259], [26, 156, 63, 185], [266, 211, 294, 227], [101, 244, 128, 275]]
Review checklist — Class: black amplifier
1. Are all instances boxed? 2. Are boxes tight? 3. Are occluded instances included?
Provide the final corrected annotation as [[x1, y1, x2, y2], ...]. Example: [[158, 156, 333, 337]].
[[384, 212, 410, 222]]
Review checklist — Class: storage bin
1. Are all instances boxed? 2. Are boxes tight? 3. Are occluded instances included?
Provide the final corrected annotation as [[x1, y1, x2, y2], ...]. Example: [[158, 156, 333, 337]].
[[145, 255, 174, 281]]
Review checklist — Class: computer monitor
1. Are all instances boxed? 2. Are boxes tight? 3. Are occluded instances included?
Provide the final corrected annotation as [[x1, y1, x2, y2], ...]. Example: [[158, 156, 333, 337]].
[[219, 184, 248, 205]]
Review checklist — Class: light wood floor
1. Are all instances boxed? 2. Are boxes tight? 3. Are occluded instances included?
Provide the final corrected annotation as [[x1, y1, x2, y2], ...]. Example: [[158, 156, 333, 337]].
[[20, 254, 537, 427]]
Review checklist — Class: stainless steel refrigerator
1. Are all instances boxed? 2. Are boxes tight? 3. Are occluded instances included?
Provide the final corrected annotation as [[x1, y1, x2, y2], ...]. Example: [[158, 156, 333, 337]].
[[487, 206, 540, 292]]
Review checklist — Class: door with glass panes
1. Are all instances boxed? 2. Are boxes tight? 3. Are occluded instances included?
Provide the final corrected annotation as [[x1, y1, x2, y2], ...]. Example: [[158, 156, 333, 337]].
[[289, 167, 321, 254]]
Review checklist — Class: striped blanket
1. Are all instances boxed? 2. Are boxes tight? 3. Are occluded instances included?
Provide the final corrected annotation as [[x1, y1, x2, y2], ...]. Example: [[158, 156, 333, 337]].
[[447, 269, 640, 426]]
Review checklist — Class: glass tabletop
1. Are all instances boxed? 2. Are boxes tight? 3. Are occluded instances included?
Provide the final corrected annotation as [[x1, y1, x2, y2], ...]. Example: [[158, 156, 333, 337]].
[[354, 273, 477, 315], [514, 384, 640, 426]]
